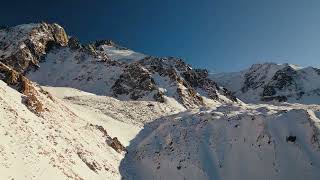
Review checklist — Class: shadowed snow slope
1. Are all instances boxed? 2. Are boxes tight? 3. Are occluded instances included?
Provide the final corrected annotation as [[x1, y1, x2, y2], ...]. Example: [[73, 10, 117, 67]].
[[120, 104, 320, 180]]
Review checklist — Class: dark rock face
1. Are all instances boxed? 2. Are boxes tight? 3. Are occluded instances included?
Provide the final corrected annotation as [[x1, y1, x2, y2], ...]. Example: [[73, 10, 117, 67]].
[[286, 136, 297, 143], [261, 96, 287, 102], [111, 56, 237, 107], [0, 23, 68, 73], [140, 57, 238, 105], [112, 62, 162, 101], [139, 57, 205, 107], [262, 86, 276, 97], [93, 40, 128, 50], [82, 43, 111, 61], [241, 64, 270, 93], [182, 70, 218, 100], [221, 87, 238, 102], [68, 37, 82, 50], [261, 66, 298, 102], [271, 66, 297, 90]]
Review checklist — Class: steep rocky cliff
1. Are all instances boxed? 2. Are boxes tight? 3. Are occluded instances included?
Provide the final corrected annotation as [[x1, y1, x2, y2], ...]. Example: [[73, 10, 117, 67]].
[[0, 23, 68, 73]]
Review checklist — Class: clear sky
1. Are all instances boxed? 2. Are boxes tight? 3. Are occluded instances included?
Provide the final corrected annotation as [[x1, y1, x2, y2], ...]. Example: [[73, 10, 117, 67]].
[[1, 0, 320, 72]]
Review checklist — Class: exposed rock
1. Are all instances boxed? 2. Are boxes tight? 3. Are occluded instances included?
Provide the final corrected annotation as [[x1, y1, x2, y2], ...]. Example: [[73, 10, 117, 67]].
[[82, 43, 110, 61], [90, 124, 109, 137], [90, 123, 127, 154], [153, 91, 165, 103], [93, 40, 128, 50], [112, 62, 162, 101], [77, 151, 101, 173], [0, 62, 44, 114], [270, 66, 297, 90], [261, 66, 298, 102], [0, 23, 68, 73], [261, 95, 287, 102], [110, 137, 126, 153], [136, 56, 237, 106], [51, 23, 68, 46], [286, 136, 297, 143], [68, 37, 82, 50], [220, 87, 237, 102], [262, 86, 276, 97]]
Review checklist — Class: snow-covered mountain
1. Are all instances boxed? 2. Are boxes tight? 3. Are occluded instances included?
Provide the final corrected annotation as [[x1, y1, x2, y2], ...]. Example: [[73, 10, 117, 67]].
[[1, 23, 320, 180], [0, 23, 237, 108], [211, 62, 320, 104]]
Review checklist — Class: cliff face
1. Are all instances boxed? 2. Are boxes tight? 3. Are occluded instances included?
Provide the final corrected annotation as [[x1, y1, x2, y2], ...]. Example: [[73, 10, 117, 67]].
[[0, 23, 68, 73]]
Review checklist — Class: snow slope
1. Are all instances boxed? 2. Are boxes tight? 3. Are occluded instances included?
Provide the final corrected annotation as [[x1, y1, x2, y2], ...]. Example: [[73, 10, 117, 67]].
[[97, 44, 146, 62], [0, 80, 184, 179], [120, 103, 320, 180], [27, 47, 124, 96], [3, 79, 319, 180]]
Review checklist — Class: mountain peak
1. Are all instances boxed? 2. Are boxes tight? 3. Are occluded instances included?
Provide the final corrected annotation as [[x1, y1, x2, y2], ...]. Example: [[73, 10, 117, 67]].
[[0, 22, 68, 73]]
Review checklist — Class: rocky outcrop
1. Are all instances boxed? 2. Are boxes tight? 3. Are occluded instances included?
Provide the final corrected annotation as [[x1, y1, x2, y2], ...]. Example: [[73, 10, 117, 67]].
[[241, 63, 278, 93], [110, 56, 237, 107], [0, 62, 44, 114], [93, 40, 128, 50], [90, 123, 127, 154], [261, 66, 300, 101], [110, 137, 127, 153], [112, 62, 162, 101], [68, 37, 82, 50], [0, 23, 68, 73], [268, 66, 298, 90]]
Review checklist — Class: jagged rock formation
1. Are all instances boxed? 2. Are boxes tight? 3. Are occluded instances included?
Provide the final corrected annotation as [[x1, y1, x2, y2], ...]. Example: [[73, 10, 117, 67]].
[[112, 62, 160, 101], [0, 23, 68, 73], [211, 63, 320, 104]]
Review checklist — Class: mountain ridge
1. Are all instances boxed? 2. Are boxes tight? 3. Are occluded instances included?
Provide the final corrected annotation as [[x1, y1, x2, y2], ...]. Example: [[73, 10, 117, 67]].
[[211, 62, 320, 104], [0, 22, 237, 108]]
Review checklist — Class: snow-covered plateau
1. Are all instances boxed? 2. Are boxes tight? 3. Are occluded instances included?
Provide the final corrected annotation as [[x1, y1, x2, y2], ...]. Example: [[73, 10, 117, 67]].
[[1, 23, 320, 180]]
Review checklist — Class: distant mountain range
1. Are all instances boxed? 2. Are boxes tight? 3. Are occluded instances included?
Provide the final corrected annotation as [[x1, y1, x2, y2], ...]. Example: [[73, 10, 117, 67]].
[[211, 62, 320, 104]]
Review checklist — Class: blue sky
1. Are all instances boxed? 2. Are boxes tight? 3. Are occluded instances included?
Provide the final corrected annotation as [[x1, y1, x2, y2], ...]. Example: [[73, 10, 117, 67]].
[[1, 0, 320, 72]]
